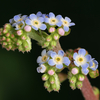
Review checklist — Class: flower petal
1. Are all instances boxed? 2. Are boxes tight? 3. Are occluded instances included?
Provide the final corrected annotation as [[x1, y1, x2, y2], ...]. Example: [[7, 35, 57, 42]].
[[32, 26, 38, 30], [37, 67, 40, 73], [38, 17, 44, 22], [44, 18, 49, 23], [36, 11, 42, 17], [64, 26, 69, 32], [14, 15, 21, 22], [74, 61, 79, 67], [37, 56, 43, 64], [63, 57, 70, 66], [85, 54, 91, 62], [56, 15, 63, 20], [56, 21, 62, 27], [69, 22, 75, 26], [25, 19, 32, 25], [50, 52, 57, 58], [82, 68, 89, 75], [41, 49, 46, 56], [49, 12, 55, 18], [48, 59, 55, 66], [65, 17, 71, 22], [73, 52, 78, 60], [78, 49, 86, 56], [47, 50, 53, 56], [58, 50, 64, 56], [56, 64, 63, 69], [81, 63, 89, 69], [40, 24, 46, 30], [89, 60, 93, 67], [29, 14, 37, 20]]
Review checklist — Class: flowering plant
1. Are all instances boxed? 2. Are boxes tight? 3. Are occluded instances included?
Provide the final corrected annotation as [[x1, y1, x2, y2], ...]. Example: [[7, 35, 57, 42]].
[[0, 11, 99, 100]]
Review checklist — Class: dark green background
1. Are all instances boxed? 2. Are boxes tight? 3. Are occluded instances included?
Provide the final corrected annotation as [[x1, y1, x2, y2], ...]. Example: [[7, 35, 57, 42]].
[[0, 0, 100, 100]]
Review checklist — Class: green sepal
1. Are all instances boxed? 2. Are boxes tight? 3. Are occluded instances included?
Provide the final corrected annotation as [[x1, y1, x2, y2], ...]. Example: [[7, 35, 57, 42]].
[[42, 73, 49, 81], [64, 28, 71, 36], [49, 76, 55, 84], [76, 81, 83, 89], [89, 69, 99, 78], [69, 76, 77, 84], [44, 81, 50, 89], [70, 83, 76, 90]]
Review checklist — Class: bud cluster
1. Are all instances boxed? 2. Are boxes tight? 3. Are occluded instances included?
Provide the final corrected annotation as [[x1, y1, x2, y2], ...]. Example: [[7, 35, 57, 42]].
[[0, 23, 31, 52]]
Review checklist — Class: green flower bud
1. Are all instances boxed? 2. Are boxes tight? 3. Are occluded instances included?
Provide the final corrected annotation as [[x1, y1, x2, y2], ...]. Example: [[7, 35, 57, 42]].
[[53, 33, 60, 40], [18, 45, 24, 52], [89, 69, 99, 78], [51, 83, 56, 90], [76, 81, 83, 89], [70, 76, 77, 84], [42, 41, 49, 48], [4, 23, 12, 30], [11, 34, 15, 39], [44, 81, 50, 89], [50, 40, 57, 47], [22, 41, 28, 48], [6, 38, 11, 42], [49, 76, 55, 84], [92, 87, 99, 97], [16, 30, 23, 36], [48, 68, 55, 76], [78, 74, 85, 81], [46, 35, 52, 42], [47, 86, 53, 92], [42, 74, 49, 81], [3, 42, 7, 46], [16, 39, 22, 46], [2, 36, 6, 41], [70, 83, 76, 90], [7, 45, 12, 49], [21, 35, 27, 40], [3, 29, 8, 34], [6, 33, 10, 37]]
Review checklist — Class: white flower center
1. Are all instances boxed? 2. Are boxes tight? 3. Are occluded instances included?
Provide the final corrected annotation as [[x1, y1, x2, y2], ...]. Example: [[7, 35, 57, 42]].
[[32, 19, 41, 28], [76, 55, 86, 65], [53, 55, 63, 64], [49, 18, 58, 25], [61, 19, 69, 27]]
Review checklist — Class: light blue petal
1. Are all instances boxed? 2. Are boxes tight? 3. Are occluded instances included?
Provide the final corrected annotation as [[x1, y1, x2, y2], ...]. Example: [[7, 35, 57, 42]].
[[25, 19, 32, 25], [37, 56, 43, 63], [44, 18, 49, 23], [49, 12, 55, 18], [73, 52, 78, 60], [63, 57, 70, 66], [32, 26, 38, 30], [56, 15, 63, 20], [48, 59, 55, 66], [69, 22, 75, 26], [38, 17, 44, 22], [89, 60, 93, 67], [58, 50, 64, 56], [50, 52, 57, 58], [82, 68, 89, 75], [9, 19, 14, 23], [36, 11, 42, 17], [56, 21, 62, 27], [37, 67, 40, 73], [74, 61, 79, 67], [22, 15, 27, 20], [78, 49, 86, 56], [47, 50, 54, 56], [41, 49, 46, 56], [64, 26, 69, 32], [40, 24, 46, 30], [85, 54, 91, 62], [12, 23, 16, 27], [42, 14, 46, 18], [29, 14, 37, 20], [94, 60, 98, 65], [14, 15, 21, 22], [56, 64, 63, 69], [65, 17, 71, 22], [81, 63, 89, 69]]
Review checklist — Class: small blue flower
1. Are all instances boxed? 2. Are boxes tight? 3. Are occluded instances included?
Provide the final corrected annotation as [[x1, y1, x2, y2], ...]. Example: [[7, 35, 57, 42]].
[[73, 49, 91, 69], [61, 17, 75, 32], [36, 11, 42, 17], [45, 12, 62, 27], [89, 58, 98, 71], [48, 50, 70, 69], [37, 64, 46, 73], [37, 49, 52, 64], [25, 14, 46, 30], [12, 21, 25, 30]]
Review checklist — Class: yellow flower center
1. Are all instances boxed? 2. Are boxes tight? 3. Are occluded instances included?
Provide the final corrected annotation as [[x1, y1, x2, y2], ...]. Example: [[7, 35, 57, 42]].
[[18, 18, 22, 22], [34, 21, 39, 25], [50, 18, 57, 24], [78, 57, 84, 62], [42, 55, 48, 62], [55, 57, 61, 62], [63, 21, 68, 24], [91, 62, 95, 68], [18, 23, 23, 28]]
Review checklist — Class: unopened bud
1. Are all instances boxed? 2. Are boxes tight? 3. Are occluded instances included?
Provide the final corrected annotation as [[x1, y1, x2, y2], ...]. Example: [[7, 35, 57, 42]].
[[16, 39, 22, 46], [89, 69, 99, 78], [76, 81, 83, 89], [78, 74, 85, 81], [42, 74, 49, 81], [4, 23, 12, 30], [49, 76, 55, 84], [70, 83, 76, 90], [44, 81, 50, 89], [58, 28, 65, 36], [42, 41, 49, 48], [50, 40, 56, 47], [70, 76, 76, 84], [71, 67, 79, 75], [48, 69, 55, 76], [46, 35, 52, 42], [49, 27, 55, 33], [24, 25, 31, 32], [53, 33, 60, 40], [17, 30, 23, 36]]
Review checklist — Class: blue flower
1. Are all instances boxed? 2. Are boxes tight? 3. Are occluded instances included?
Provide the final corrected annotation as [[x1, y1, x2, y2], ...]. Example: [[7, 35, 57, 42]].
[[25, 14, 46, 30], [73, 49, 92, 75], [45, 12, 62, 27], [48, 50, 70, 69], [36, 11, 42, 17], [37, 49, 52, 64], [37, 64, 47, 73], [61, 17, 75, 32], [12, 21, 25, 30], [89, 58, 98, 71]]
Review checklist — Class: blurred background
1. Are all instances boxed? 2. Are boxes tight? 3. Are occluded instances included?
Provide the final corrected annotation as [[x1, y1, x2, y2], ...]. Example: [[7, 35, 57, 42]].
[[0, 0, 100, 100]]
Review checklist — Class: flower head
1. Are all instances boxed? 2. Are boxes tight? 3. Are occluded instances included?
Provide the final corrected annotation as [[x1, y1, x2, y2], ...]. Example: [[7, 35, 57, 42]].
[[45, 12, 62, 27], [48, 50, 70, 69], [25, 14, 46, 30], [89, 58, 98, 71], [73, 49, 92, 75], [37, 49, 53, 64], [37, 64, 46, 73], [61, 17, 75, 32]]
